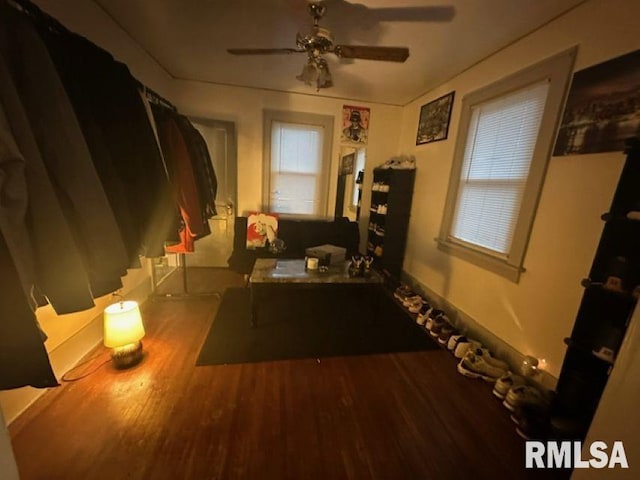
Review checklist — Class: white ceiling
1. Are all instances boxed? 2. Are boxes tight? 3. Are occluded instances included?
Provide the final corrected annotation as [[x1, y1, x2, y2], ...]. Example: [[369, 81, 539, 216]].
[[95, 0, 586, 106]]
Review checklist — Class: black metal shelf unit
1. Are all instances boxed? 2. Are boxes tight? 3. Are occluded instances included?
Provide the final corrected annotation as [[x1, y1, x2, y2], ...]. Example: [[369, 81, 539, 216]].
[[552, 138, 640, 439], [366, 167, 415, 279]]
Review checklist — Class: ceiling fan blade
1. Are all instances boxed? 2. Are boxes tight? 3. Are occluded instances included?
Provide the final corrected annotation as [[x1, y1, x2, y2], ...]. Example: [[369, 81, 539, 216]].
[[333, 45, 409, 62], [369, 6, 456, 22], [227, 48, 304, 56]]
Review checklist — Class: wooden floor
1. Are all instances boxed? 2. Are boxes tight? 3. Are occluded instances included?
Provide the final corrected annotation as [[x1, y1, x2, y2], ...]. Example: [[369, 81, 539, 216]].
[[9, 268, 568, 480]]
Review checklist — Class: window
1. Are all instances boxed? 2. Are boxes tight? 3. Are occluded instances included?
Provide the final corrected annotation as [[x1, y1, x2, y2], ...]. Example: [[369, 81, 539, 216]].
[[263, 110, 334, 216], [438, 47, 577, 281]]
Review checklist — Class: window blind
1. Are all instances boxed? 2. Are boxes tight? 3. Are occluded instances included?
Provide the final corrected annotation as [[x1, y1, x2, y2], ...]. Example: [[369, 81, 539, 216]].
[[450, 80, 549, 255], [270, 121, 325, 215]]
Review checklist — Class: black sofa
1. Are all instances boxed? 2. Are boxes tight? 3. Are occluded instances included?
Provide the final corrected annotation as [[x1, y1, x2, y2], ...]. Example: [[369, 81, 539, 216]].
[[227, 216, 360, 274]]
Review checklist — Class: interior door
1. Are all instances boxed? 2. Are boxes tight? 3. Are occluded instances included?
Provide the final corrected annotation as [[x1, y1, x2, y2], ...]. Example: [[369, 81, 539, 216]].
[[186, 119, 238, 267]]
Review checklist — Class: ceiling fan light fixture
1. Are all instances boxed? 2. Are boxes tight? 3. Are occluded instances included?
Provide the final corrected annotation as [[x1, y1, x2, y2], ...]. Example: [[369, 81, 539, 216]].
[[316, 58, 333, 89], [296, 56, 332, 92], [296, 59, 318, 85], [229, 0, 414, 93]]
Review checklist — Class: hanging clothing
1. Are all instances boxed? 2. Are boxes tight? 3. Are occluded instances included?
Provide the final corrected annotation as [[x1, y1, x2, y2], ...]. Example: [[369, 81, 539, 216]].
[[0, 52, 94, 314], [175, 116, 218, 219], [0, 2, 129, 297], [152, 105, 209, 253], [36, 23, 179, 259], [37, 23, 142, 267], [0, 231, 58, 390], [139, 89, 170, 180], [0, 99, 34, 298]]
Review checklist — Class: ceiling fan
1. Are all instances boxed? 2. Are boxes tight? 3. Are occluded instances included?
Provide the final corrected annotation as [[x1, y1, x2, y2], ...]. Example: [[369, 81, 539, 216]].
[[227, 1, 415, 91]]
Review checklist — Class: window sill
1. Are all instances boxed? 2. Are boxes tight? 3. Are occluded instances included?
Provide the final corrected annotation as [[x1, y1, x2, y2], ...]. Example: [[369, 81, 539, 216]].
[[435, 238, 525, 283]]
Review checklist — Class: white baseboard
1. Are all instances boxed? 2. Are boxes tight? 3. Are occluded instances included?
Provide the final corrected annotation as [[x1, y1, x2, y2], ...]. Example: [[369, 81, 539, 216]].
[[401, 271, 558, 392]]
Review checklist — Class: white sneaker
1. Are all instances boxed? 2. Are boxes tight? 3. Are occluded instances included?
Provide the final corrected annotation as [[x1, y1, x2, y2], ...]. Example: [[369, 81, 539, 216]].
[[447, 334, 466, 352], [457, 351, 507, 382], [402, 295, 423, 308], [472, 348, 509, 370], [503, 385, 548, 412], [408, 299, 428, 314], [492, 372, 525, 399], [416, 305, 433, 325], [453, 339, 481, 359]]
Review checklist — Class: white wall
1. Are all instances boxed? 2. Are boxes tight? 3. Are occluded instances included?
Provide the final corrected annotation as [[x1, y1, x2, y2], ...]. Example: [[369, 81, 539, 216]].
[[172, 81, 403, 249], [398, 0, 639, 378]]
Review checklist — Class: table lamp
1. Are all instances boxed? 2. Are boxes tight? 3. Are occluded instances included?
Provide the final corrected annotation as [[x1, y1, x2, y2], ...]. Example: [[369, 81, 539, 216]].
[[104, 300, 145, 369]]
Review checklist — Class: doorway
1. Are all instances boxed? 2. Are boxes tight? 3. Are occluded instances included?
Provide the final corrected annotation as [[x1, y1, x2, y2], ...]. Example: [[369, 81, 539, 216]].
[[335, 147, 366, 221], [187, 119, 237, 267]]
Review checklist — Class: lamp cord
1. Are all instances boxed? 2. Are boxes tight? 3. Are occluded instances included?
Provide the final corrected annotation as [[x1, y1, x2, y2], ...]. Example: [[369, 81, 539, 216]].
[[60, 353, 111, 382]]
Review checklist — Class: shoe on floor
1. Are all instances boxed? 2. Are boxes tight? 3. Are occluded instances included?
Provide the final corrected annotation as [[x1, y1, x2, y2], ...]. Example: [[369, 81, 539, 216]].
[[393, 285, 413, 301], [415, 303, 432, 325], [402, 294, 423, 308], [457, 351, 507, 382], [428, 315, 450, 338], [447, 334, 466, 352], [472, 348, 509, 370], [503, 385, 548, 412], [408, 298, 429, 314], [453, 338, 481, 359], [424, 309, 444, 330], [493, 372, 525, 399], [512, 403, 552, 440], [437, 325, 456, 345]]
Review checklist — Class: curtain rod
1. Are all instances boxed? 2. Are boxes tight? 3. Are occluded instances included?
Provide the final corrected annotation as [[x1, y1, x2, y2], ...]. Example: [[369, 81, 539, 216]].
[[138, 82, 178, 113]]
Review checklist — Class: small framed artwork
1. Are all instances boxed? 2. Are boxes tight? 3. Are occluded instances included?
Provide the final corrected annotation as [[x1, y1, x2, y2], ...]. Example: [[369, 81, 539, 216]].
[[416, 91, 455, 145], [340, 152, 355, 175], [341, 105, 370, 145]]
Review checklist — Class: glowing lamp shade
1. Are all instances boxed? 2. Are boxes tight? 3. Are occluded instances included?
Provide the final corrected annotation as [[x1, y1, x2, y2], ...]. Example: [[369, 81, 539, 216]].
[[104, 301, 145, 368]]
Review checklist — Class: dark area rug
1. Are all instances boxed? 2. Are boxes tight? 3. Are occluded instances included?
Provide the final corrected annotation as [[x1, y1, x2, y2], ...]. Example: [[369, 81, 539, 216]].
[[196, 287, 438, 365]]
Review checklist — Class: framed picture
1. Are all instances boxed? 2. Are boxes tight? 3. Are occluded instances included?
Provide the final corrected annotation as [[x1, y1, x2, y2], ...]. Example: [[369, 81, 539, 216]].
[[341, 105, 370, 145], [340, 152, 355, 175], [416, 91, 455, 145], [553, 49, 640, 156]]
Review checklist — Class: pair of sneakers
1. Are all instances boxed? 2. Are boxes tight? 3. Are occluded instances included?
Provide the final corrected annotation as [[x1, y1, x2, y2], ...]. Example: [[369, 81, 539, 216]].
[[447, 335, 481, 359], [505, 385, 552, 440], [402, 294, 424, 310], [511, 402, 552, 440], [409, 298, 431, 315], [416, 304, 435, 325], [393, 285, 414, 302], [457, 348, 509, 382], [426, 312, 449, 337], [492, 372, 525, 400], [503, 384, 548, 413]]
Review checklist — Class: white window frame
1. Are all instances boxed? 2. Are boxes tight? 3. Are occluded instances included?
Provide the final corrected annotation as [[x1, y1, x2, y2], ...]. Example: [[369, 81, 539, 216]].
[[437, 47, 577, 282], [262, 110, 334, 217]]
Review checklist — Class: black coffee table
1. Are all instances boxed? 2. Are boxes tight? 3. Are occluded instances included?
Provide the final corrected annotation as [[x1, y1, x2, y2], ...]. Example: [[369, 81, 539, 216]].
[[248, 258, 384, 327]]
